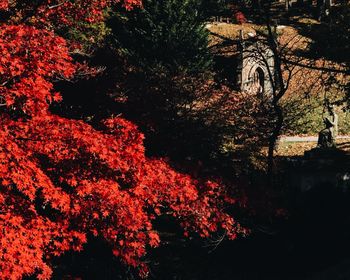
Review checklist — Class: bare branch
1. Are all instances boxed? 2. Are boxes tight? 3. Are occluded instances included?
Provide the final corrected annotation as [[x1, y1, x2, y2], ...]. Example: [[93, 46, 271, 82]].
[[48, 1, 67, 9], [282, 59, 349, 74]]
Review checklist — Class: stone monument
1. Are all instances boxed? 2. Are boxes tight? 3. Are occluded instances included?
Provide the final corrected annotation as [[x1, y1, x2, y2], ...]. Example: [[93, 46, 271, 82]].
[[237, 32, 275, 97], [316, 103, 338, 149], [304, 101, 344, 160], [290, 101, 350, 194]]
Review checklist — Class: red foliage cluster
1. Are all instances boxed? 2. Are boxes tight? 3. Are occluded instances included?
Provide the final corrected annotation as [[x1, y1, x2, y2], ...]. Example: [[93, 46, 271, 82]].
[[0, 0, 141, 22], [234, 10, 247, 24], [0, 1, 244, 279], [0, 0, 8, 10]]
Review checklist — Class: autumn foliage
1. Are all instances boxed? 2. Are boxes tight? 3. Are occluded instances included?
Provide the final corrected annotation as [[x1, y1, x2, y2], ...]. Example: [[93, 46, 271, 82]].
[[0, 1, 244, 279]]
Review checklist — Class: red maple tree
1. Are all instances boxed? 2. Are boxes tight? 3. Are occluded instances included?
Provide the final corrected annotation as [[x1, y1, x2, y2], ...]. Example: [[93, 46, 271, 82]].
[[0, 1, 244, 279]]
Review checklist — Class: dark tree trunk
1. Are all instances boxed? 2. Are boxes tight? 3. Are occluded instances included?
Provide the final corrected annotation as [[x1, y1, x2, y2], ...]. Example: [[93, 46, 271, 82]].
[[267, 101, 284, 179]]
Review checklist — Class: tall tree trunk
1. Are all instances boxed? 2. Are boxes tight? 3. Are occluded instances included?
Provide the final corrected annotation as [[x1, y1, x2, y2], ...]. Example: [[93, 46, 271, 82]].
[[267, 100, 283, 179], [285, 0, 289, 12]]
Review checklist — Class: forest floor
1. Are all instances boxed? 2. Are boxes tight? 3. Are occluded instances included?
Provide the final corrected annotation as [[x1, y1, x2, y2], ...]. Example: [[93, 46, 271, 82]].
[[277, 136, 350, 156]]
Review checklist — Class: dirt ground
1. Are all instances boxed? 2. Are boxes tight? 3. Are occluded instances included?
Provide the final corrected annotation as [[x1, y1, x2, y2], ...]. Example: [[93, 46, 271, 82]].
[[276, 138, 350, 156]]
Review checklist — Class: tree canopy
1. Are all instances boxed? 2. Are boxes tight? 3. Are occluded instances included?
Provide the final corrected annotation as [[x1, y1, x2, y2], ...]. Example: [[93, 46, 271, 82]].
[[111, 0, 212, 75]]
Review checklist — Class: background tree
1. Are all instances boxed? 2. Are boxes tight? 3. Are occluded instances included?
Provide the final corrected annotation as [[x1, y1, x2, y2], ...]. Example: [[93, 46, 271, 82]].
[[200, 0, 232, 18], [111, 0, 212, 75], [238, 4, 349, 177], [98, 0, 219, 164]]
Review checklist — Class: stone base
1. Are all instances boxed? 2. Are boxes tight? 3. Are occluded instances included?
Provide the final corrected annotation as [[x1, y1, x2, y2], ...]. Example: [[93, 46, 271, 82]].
[[304, 147, 347, 160], [286, 148, 350, 193]]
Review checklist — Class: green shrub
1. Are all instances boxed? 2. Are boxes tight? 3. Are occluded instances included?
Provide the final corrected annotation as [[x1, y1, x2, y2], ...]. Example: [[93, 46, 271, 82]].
[[282, 95, 350, 136]]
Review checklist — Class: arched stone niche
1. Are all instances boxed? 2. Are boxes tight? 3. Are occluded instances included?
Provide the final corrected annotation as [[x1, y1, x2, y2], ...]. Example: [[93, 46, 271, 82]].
[[246, 65, 266, 96]]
